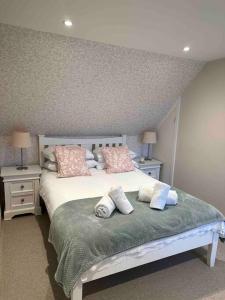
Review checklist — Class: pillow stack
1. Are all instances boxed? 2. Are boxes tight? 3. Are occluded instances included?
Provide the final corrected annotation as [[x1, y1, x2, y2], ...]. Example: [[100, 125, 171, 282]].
[[43, 145, 138, 176], [42, 146, 98, 176], [93, 146, 138, 171], [102, 146, 135, 173]]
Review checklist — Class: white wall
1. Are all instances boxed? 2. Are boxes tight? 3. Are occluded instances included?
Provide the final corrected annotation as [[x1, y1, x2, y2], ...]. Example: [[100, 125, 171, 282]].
[[153, 101, 180, 184], [174, 59, 225, 213]]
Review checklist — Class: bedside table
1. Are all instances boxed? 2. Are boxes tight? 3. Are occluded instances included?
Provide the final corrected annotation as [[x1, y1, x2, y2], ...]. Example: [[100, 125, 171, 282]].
[[136, 159, 162, 180], [1, 165, 42, 220]]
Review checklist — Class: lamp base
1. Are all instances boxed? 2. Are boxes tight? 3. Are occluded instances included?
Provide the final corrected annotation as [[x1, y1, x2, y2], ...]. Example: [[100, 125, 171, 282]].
[[147, 144, 153, 161], [16, 166, 28, 170]]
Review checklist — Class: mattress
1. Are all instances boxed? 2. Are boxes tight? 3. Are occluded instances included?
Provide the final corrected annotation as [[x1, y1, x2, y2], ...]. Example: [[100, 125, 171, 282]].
[[40, 168, 158, 219]]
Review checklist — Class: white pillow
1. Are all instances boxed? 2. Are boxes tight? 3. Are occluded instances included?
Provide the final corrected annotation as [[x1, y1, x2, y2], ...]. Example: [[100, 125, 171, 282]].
[[43, 159, 98, 171], [43, 146, 94, 162], [96, 160, 138, 170], [129, 150, 137, 160], [93, 147, 137, 163], [96, 162, 105, 170], [43, 161, 57, 172], [93, 148, 104, 162], [133, 160, 139, 168], [85, 149, 95, 160], [43, 146, 56, 162], [86, 160, 98, 169]]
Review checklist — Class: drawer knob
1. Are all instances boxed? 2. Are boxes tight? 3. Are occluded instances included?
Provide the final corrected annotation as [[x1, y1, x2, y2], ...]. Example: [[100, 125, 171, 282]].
[[148, 172, 152, 175], [21, 198, 25, 203], [20, 185, 24, 190]]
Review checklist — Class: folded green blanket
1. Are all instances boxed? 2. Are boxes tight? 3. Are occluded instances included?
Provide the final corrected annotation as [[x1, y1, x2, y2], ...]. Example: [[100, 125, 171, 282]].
[[49, 189, 224, 297]]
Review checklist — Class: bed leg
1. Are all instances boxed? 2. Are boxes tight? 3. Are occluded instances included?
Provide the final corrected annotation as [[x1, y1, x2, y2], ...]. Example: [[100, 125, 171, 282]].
[[207, 232, 219, 267], [71, 281, 83, 300]]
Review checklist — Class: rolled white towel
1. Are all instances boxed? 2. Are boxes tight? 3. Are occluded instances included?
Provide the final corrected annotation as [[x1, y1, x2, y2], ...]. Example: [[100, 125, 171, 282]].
[[150, 182, 170, 210], [109, 186, 134, 215], [138, 186, 154, 203], [96, 160, 139, 170], [167, 190, 178, 206], [95, 195, 116, 218]]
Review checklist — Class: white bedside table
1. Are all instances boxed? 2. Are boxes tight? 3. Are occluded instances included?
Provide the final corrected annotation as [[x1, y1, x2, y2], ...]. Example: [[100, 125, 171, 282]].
[[136, 159, 162, 180], [1, 165, 42, 220]]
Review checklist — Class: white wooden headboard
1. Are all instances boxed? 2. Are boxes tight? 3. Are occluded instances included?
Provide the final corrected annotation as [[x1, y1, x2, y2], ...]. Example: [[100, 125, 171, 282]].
[[38, 135, 127, 167]]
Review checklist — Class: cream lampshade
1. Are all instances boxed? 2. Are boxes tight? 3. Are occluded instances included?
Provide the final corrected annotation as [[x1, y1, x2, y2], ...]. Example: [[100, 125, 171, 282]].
[[142, 131, 157, 160], [12, 131, 31, 170]]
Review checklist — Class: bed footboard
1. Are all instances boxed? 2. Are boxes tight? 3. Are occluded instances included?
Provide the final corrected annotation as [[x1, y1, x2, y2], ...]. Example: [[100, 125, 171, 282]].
[[71, 225, 221, 300]]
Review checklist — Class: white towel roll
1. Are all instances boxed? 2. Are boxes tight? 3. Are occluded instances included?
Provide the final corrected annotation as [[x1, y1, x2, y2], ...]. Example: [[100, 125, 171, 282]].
[[95, 195, 116, 218], [150, 182, 170, 210], [109, 186, 134, 215], [138, 186, 154, 203], [167, 190, 178, 206]]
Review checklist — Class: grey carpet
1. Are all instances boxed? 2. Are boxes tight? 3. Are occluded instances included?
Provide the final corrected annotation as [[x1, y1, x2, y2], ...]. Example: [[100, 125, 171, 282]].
[[0, 213, 225, 300]]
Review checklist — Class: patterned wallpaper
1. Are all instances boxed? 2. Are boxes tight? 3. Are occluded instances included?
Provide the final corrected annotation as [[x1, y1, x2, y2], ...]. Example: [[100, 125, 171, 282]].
[[0, 23, 204, 166], [0, 23, 204, 137], [0, 135, 145, 167]]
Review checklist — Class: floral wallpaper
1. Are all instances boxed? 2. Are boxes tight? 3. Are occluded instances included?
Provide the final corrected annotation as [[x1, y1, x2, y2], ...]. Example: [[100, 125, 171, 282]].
[[0, 23, 204, 136], [0, 23, 204, 165]]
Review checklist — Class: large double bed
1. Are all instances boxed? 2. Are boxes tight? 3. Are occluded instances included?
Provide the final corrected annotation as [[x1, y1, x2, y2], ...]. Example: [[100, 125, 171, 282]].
[[38, 135, 224, 300]]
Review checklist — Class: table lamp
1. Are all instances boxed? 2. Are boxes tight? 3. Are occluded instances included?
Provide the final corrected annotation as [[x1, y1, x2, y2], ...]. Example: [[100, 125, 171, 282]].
[[12, 131, 31, 170], [142, 131, 157, 160]]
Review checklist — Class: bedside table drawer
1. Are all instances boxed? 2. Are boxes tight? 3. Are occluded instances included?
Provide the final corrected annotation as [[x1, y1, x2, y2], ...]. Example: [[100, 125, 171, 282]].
[[10, 181, 34, 194], [143, 168, 158, 178], [11, 194, 34, 207]]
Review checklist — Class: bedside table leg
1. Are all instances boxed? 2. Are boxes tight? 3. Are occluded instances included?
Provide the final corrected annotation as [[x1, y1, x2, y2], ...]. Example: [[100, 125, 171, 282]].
[[4, 211, 14, 220]]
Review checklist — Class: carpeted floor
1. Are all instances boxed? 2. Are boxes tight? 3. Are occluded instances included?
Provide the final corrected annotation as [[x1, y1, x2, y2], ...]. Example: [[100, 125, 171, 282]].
[[0, 213, 225, 300]]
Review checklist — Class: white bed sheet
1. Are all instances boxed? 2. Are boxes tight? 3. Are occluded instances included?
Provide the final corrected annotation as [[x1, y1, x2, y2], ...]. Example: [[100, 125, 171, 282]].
[[40, 168, 158, 219]]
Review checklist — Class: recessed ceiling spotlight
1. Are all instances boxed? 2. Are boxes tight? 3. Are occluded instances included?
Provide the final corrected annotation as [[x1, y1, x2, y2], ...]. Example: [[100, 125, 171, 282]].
[[64, 19, 72, 27], [183, 46, 190, 52]]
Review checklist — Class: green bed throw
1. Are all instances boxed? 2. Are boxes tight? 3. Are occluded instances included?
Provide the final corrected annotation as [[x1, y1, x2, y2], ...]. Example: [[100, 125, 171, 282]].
[[49, 189, 224, 297]]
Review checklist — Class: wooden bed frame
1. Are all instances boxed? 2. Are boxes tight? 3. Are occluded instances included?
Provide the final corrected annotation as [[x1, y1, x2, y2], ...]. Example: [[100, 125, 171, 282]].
[[38, 135, 222, 300], [38, 134, 127, 167]]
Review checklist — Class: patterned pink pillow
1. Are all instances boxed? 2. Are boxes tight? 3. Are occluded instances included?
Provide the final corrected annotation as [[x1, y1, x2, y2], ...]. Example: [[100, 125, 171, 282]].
[[55, 146, 91, 177], [102, 146, 135, 174]]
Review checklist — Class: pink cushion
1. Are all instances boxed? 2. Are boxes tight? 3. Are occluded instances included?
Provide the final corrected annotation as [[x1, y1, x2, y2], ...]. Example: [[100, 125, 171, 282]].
[[55, 146, 91, 177], [102, 146, 135, 173]]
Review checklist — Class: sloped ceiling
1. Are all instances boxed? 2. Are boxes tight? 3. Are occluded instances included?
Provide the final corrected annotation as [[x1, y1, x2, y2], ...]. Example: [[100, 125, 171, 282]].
[[0, 0, 225, 60], [0, 24, 204, 136]]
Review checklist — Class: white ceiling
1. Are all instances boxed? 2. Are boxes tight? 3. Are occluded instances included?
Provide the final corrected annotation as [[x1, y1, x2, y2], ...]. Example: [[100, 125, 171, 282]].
[[0, 0, 224, 61]]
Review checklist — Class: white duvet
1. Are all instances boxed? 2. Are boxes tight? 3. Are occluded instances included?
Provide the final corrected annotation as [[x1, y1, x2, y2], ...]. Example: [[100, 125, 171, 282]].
[[40, 168, 157, 219]]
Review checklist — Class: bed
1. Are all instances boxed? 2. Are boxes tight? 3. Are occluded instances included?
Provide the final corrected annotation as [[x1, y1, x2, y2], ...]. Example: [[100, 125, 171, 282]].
[[38, 135, 225, 300]]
